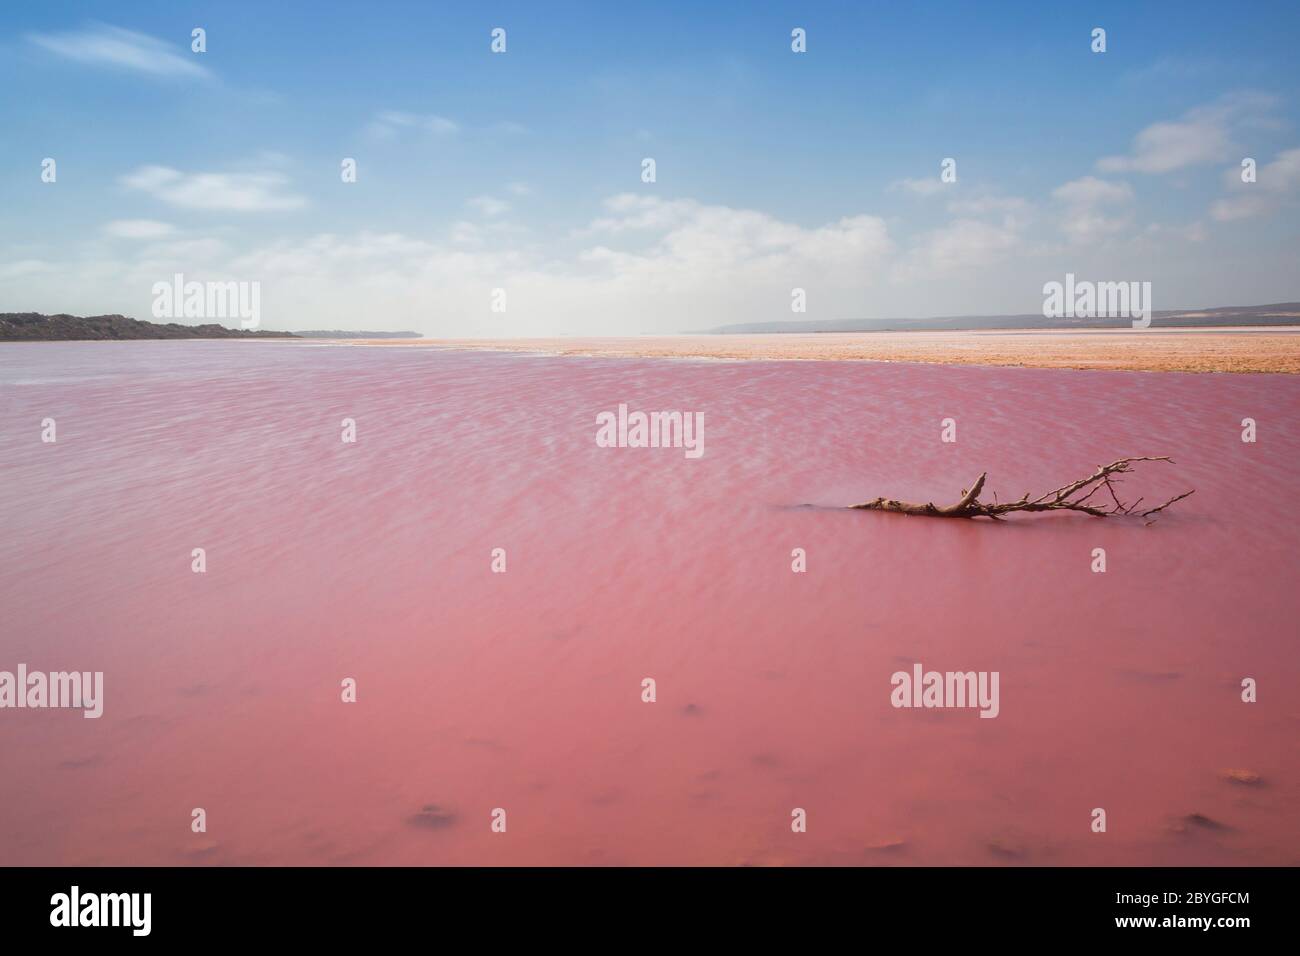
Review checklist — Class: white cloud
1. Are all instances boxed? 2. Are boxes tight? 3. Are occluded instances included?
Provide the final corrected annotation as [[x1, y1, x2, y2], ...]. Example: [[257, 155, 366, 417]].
[[0, 260, 53, 281], [1143, 221, 1208, 243], [25, 168, 1277, 335], [121, 165, 307, 212], [890, 177, 946, 197], [467, 196, 510, 217], [73, 194, 897, 335], [1211, 148, 1300, 221], [130, 238, 231, 275], [577, 194, 702, 236], [893, 219, 1021, 282], [1052, 176, 1134, 243], [1097, 92, 1277, 174], [102, 219, 176, 240], [27, 23, 210, 79], [1052, 177, 1133, 206], [946, 195, 1030, 218], [367, 111, 459, 139], [576, 195, 894, 275], [944, 194, 1034, 236], [1211, 192, 1269, 222]]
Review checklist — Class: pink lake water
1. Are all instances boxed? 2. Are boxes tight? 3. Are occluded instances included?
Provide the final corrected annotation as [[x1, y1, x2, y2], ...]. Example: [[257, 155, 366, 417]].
[[1, 340, 1297, 866]]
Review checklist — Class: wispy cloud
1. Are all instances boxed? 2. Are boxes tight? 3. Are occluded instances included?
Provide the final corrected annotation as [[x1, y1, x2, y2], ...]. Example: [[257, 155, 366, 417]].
[[1052, 176, 1134, 206], [1211, 148, 1300, 221], [58, 193, 898, 334], [367, 111, 460, 140], [121, 165, 307, 212], [1097, 92, 1278, 174], [467, 196, 510, 217], [893, 219, 1022, 282], [1052, 176, 1134, 243], [102, 219, 176, 240], [0, 259, 53, 281], [27, 23, 210, 79], [890, 177, 946, 197], [945, 195, 1029, 218], [944, 193, 1033, 234]]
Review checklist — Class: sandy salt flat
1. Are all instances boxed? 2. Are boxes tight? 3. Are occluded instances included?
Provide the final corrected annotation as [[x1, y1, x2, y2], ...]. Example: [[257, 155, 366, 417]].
[[370, 327, 1300, 374]]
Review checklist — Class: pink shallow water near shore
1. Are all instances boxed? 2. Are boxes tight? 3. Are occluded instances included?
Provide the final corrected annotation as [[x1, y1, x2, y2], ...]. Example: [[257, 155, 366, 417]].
[[1, 341, 1297, 866]]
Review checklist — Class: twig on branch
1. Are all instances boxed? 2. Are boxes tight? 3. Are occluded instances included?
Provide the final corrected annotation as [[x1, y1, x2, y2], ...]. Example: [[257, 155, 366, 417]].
[[849, 457, 1194, 522]]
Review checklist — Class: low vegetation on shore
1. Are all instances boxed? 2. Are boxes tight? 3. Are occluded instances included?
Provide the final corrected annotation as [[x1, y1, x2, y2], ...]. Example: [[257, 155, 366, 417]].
[[0, 313, 296, 341]]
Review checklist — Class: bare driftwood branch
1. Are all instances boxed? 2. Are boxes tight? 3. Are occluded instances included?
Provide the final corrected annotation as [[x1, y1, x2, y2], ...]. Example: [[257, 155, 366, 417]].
[[850, 457, 1194, 522]]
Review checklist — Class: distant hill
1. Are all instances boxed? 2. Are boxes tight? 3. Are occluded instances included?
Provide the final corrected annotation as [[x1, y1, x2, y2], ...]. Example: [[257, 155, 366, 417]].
[[0, 313, 298, 341], [703, 302, 1300, 334], [293, 330, 423, 339]]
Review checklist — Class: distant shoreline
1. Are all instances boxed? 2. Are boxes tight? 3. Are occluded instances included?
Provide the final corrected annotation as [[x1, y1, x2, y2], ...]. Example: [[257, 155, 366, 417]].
[[700, 302, 1300, 334], [5, 312, 1299, 373], [0, 313, 422, 342], [0, 312, 295, 341]]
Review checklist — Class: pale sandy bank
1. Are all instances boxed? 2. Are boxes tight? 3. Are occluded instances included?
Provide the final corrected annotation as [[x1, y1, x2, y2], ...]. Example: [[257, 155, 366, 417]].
[[349, 327, 1300, 374]]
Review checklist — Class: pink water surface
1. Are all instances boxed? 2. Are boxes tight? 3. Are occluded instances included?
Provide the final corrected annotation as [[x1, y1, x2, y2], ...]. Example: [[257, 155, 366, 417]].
[[1, 340, 1297, 866]]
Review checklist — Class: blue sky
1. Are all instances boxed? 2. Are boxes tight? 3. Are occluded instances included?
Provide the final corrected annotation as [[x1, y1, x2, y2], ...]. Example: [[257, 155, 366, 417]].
[[2, 1, 1298, 334]]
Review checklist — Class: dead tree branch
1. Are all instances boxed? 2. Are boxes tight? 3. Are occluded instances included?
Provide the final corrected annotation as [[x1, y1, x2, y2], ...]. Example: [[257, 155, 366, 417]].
[[850, 457, 1194, 522]]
